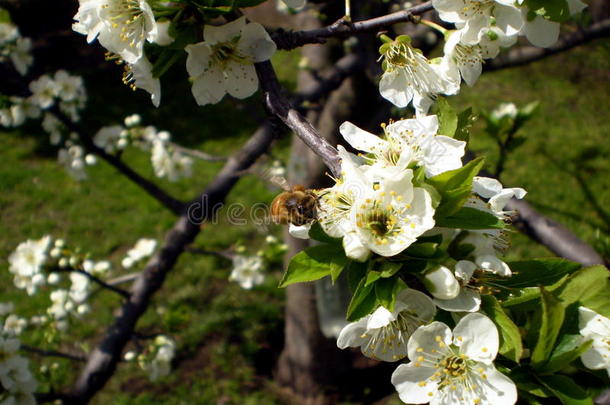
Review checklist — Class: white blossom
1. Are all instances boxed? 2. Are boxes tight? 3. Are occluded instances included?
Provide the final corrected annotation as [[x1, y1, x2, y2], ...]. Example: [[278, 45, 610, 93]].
[[392, 313, 517, 405], [337, 289, 436, 361], [93, 125, 123, 153], [379, 36, 458, 115], [150, 140, 193, 181], [122, 238, 157, 268], [432, 0, 523, 45], [28, 76, 58, 109], [339, 115, 465, 177], [517, 0, 586, 48], [229, 255, 265, 289], [422, 265, 460, 300], [72, 0, 159, 64], [8, 236, 51, 295], [123, 56, 161, 107], [2, 316, 27, 336], [0, 303, 14, 317], [578, 307, 610, 377], [185, 17, 276, 106]]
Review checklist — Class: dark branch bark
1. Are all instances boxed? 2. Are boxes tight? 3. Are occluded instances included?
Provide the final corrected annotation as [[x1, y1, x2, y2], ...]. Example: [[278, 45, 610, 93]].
[[271, 2, 433, 50], [256, 61, 342, 177], [506, 198, 605, 266], [55, 268, 130, 298], [49, 108, 187, 215], [487, 19, 610, 71], [63, 122, 276, 404], [21, 345, 87, 362]]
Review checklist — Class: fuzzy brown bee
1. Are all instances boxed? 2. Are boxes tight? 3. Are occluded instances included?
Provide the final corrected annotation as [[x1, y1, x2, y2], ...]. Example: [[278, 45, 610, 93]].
[[270, 185, 319, 226]]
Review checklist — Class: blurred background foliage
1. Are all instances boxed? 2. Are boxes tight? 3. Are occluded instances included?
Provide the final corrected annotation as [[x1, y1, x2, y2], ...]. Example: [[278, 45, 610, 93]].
[[0, 0, 608, 403]]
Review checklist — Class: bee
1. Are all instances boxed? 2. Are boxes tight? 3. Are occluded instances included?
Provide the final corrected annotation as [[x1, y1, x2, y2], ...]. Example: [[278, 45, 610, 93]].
[[269, 176, 319, 226]]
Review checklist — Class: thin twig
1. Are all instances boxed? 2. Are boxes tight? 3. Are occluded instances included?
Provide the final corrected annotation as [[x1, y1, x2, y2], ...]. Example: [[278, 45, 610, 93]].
[[55, 268, 130, 299], [256, 61, 342, 177], [49, 107, 186, 215], [271, 1, 433, 49], [21, 344, 87, 362], [170, 143, 227, 162], [106, 272, 140, 286], [487, 19, 610, 71], [64, 122, 277, 404]]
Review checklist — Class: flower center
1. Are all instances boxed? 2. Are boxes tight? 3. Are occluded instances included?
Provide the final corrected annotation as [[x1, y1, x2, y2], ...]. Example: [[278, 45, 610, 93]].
[[459, 0, 493, 19], [381, 40, 439, 94], [210, 38, 250, 68], [103, 0, 148, 47], [363, 204, 396, 238], [454, 43, 483, 67]]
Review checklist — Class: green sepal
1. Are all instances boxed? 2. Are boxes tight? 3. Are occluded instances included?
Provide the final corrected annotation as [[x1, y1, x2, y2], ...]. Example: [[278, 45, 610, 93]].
[[481, 296, 523, 362]]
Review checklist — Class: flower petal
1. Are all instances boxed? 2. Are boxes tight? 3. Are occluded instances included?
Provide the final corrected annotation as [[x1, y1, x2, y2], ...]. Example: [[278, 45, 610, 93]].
[[392, 363, 439, 404], [453, 313, 499, 363], [238, 22, 276, 62], [339, 121, 385, 154], [203, 16, 246, 44], [407, 321, 452, 360], [336, 317, 369, 349], [379, 69, 413, 108], [225, 62, 259, 99], [191, 66, 226, 106]]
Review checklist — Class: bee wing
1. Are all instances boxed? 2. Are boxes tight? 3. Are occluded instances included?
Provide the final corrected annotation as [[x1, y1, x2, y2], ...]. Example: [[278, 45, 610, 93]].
[[267, 175, 291, 191]]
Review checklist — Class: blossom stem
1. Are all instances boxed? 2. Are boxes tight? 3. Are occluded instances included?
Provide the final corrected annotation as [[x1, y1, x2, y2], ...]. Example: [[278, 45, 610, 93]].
[[419, 19, 448, 35], [54, 268, 131, 299], [20, 344, 87, 362]]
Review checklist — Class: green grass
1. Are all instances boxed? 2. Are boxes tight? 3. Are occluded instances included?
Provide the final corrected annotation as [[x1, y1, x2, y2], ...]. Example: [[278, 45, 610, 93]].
[[0, 37, 608, 404]]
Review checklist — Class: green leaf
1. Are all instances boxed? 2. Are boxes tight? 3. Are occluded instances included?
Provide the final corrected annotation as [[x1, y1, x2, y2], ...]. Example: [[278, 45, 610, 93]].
[[436, 97, 458, 138], [346, 260, 368, 292], [435, 207, 505, 230], [330, 255, 347, 283], [540, 334, 592, 374], [379, 261, 403, 278], [427, 157, 485, 217], [279, 245, 345, 287], [555, 265, 610, 317], [0, 8, 11, 23], [365, 270, 382, 286], [509, 367, 552, 398], [346, 277, 377, 321], [455, 107, 475, 142], [531, 288, 565, 368], [501, 287, 542, 308], [481, 296, 523, 362], [375, 277, 400, 311], [536, 374, 594, 405], [522, 0, 571, 22], [495, 259, 581, 289], [403, 242, 439, 258], [309, 222, 342, 245]]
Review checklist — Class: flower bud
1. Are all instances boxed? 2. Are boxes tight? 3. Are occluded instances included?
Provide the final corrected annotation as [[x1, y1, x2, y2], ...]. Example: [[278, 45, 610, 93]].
[[422, 266, 460, 300]]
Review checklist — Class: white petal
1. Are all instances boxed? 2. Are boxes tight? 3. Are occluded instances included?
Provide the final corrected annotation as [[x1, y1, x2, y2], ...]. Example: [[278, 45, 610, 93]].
[[154, 21, 174, 46], [453, 313, 499, 363], [379, 69, 413, 108], [339, 121, 386, 154], [580, 345, 609, 371], [473, 177, 503, 198], [432, 0, 462, 22], [343, 232, 370, 262], [392, 363, 439, 404], [185, 42, 212, 78], [203, 17, 246, 45], [476, 255, 511, 276], [238, 22, 276, 62], [423, 266, 460, 300], [225, 62, 259, 99], [460, 59, 482, 87], [394, 288, 437, 322], [191, 66, 226, 106], [567, 0, 587, 15], [288, 223, 311, 239], [579, 307, 610, 337], [523, 14, 559, 48], [495, 4, 524, 36], [461, 15, 489, 44], [433, 288, 481, 312], [367, 306, 396, 329], [407, 321, 452, 360], [455, 260, 477, 281], [477, 365, 518, 405], [336, 317, 369, 349]]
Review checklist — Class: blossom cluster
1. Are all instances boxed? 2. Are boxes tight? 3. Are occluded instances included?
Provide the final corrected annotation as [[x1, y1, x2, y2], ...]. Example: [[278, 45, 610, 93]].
[[94, 114, 194, 182], [379, 0, 587, 114], [72, 0, 276, 107], [0, 11, 32, 76], [0, 323, 37, 405], [125, 335, 176, 381]]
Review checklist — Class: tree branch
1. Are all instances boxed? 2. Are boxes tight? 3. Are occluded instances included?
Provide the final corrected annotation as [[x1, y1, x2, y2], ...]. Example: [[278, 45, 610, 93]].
[[271, 1, 433, 50], [487, 19, 610, 71], [49, 108, 187, 215], [506, 198, 605, 266], [21, 344, 87, 362], [63, 122, 276, 404], [55, 268, 130, 299], [256, 61, 342, 177]]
